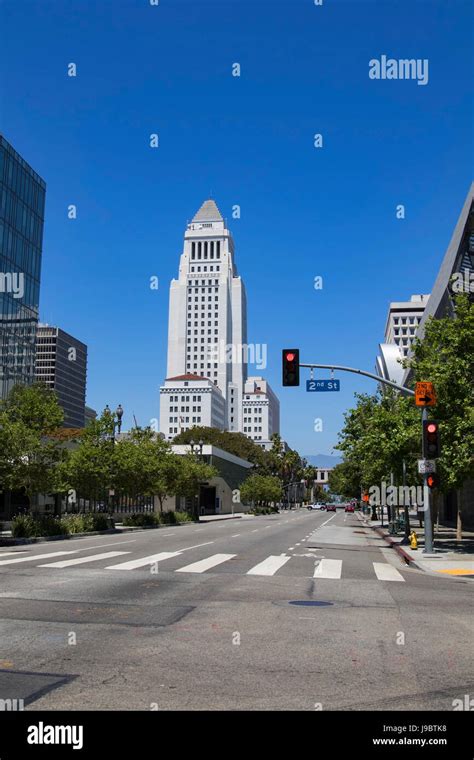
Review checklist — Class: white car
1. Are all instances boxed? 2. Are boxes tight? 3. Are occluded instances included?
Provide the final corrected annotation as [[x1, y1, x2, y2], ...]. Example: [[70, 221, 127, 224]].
[[307, 503, 325, 510]]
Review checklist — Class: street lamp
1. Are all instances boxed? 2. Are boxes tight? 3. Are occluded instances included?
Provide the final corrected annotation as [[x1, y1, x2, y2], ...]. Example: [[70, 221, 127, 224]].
[[189, 439, 204, 457], [103, 404, 124, 518], [189, 439, 204, 518]]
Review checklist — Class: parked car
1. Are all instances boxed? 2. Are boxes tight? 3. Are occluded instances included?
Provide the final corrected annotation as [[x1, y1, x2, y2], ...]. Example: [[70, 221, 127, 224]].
[[345, 504, 355, 513], [326, 504, 337, 512], [307, 503, 325, 510]]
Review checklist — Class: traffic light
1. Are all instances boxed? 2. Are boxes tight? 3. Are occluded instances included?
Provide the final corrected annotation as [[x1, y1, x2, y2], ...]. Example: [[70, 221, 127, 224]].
[[426, 473, 439, 490], [282, 349, 300, 387], [422, 420, 441, 458]]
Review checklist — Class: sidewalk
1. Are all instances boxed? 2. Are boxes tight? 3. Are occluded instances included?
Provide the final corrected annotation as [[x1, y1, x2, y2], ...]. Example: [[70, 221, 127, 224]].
[[359, 511, 474, 578]]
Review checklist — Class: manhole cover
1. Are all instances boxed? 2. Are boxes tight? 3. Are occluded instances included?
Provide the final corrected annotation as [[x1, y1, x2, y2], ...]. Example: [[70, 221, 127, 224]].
[[289, 600, 333, 607]]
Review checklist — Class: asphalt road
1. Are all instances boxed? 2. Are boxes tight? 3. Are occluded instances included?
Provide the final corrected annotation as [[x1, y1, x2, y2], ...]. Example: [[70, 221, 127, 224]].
[[0, 508, 472, 711]]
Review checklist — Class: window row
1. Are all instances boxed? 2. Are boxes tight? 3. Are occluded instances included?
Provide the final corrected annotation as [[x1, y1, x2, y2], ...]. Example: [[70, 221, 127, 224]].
[[189, 265, 220, 273], [191, 240, 221, 260]]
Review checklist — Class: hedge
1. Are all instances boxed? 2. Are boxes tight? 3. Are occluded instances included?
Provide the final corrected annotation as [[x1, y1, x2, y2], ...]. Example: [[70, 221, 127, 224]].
[[11, 513, 111, 538], [122, 511, 193, 527]]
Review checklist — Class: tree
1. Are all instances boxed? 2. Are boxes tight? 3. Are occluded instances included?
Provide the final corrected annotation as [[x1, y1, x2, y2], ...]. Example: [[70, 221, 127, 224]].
[[173, 426, 268, 468], [302, 464, 318, 501], [239, 474, 282, 509], [112, 427, 177, 507], [0, 384, 66, 510], [328, 461, 361, 499], [62, 413, 116, 506], [335, 390, 419, 492], [405, 294, 474, 537], [174, 455, 217, 513]]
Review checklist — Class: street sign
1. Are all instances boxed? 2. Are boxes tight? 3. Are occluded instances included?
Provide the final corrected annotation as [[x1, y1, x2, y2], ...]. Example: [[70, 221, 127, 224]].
[[306, 379, 340, 392], [418, 459, 437, 474], [415, 382, 437, 407]]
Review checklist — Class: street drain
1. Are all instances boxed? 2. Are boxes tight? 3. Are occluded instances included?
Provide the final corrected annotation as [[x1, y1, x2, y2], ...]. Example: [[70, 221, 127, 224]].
[[289, 600, 333, 607]]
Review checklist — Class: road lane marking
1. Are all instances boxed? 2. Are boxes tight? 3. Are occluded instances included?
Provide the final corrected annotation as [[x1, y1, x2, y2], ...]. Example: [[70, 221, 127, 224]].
[[0, 552, 27, 557], [247, 555, 291, 576], [319, 513, 338, 528], [176, 553, 236, 573], [313, 559, 342, 579], [73, 539, 137, 551], [106, 551, 183, 570], [180, 542, 214, 552], [231, 534, 241, 538], [39, 551, 131, 568], [0, 551, 77, 566], [373, 562, 405, 582]]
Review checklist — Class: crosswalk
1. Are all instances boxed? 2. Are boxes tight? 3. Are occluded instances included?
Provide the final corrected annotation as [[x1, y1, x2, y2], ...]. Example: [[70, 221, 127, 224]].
[[0, 547, 407, 581]]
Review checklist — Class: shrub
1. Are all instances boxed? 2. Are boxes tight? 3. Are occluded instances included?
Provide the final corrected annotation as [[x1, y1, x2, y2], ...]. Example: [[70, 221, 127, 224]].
[[122, 512, 160, 527], [122, 511, 193, 527], [160, 511, 193, 524], [11, 514, 63, 538], [249, 506, 278, 516], [174, 511, 193, 523], [61, 514, 111, 533], [11, 512, 113, 538]]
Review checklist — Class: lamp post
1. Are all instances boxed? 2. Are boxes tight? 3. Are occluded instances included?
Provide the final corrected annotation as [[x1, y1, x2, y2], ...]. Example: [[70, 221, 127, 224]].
[[103, 404, 124, 518], [189, 439, 204, 518]]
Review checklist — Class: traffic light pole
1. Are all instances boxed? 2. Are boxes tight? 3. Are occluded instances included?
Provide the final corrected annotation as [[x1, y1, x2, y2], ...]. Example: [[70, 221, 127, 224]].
[[421, 407, 434, 554], [298, 363, 440, 550]]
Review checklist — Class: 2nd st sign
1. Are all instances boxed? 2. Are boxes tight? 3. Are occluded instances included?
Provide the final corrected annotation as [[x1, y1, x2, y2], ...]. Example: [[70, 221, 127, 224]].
[[306, 379, 340, 392]]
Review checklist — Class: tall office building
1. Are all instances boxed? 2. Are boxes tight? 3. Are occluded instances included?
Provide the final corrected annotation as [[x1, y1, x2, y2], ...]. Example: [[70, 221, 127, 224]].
[[376, 294, 429, 384], [162, 199, 248, 435], [160, 199, 282, 442], [35, 324, 87, 428], [0, 135, 46, 399]]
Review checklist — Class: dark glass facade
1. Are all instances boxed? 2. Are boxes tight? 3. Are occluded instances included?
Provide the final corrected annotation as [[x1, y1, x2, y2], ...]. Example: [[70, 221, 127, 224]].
[[0, 135, 45, 399], [35, 326, 88, 428]]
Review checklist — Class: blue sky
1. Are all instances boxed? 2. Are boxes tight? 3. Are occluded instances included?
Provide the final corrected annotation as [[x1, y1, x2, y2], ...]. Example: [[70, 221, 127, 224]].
[[1, 0, 472, 457]]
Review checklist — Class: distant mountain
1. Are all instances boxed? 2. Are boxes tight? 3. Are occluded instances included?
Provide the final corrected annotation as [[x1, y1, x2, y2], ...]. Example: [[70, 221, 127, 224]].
[[303, 454, 342, 469]]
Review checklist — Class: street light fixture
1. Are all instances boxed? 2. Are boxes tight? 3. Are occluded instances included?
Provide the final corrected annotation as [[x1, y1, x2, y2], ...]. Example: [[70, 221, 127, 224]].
[[103, 404, 124, 518], [188, 439, 205, 519]]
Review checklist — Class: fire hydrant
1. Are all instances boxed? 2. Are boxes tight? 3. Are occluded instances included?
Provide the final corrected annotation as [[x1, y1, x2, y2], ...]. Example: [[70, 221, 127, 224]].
[[410, 530, 418, 550]]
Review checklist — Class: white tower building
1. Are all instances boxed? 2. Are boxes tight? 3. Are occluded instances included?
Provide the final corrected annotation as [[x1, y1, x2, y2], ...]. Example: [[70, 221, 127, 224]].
[[162, 199, 247, 435]]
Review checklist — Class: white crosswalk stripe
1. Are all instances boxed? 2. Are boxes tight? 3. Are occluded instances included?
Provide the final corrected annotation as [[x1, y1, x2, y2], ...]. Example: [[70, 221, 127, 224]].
[[39, 551, 130, 568], [0, 546, 408, 583], [106, 551, 182, 570], [373, 562, 405, 582], [313, 559, 342, 579], [247, 555, 290, 576], [176, 553, 236, 573], [0, 551, 77, 566]]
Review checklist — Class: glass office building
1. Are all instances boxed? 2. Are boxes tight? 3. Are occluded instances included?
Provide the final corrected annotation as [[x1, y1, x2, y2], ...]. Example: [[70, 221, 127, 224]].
[[0, 135, 45, 399]]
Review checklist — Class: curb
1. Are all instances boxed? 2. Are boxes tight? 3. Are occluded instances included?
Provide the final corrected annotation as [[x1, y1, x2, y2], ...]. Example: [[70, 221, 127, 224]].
[[0, 514, 247, 546], [357, 513, 421, 569], [0, 521, 199, 546], [373, 526, 420, 568]]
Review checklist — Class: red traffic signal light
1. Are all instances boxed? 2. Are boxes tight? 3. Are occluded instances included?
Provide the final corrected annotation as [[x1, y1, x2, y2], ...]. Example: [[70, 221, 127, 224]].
[[426, 473, 439, 489], [423, 420, 441, 459], [282, 348, 300, 387]]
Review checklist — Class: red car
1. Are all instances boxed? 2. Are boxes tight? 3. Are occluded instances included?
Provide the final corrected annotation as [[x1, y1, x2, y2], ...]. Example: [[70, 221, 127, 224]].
[[326, 504, 336, 512], [345, 504, 355, 513]]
